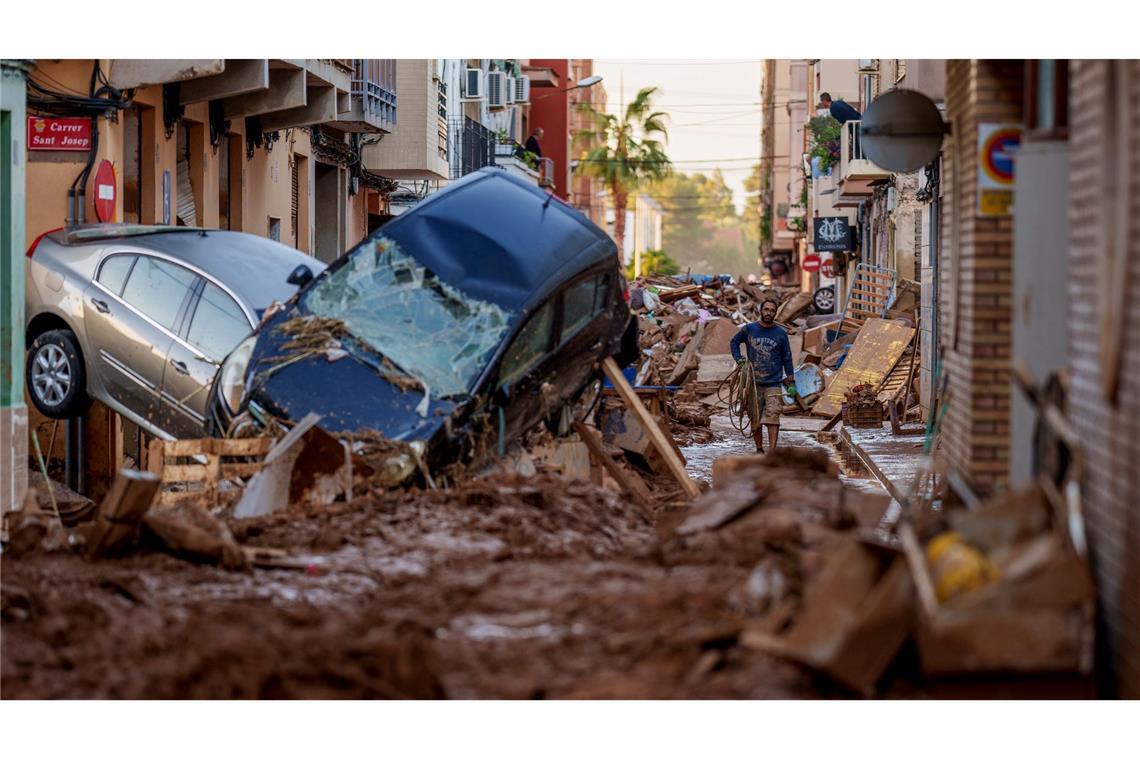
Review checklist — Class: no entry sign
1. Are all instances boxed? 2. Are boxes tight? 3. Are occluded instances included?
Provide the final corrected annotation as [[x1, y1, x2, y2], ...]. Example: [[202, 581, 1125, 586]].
[[801, 253, 821, 273], [93, 160, 116, 222], [27, 117, 93, 151]]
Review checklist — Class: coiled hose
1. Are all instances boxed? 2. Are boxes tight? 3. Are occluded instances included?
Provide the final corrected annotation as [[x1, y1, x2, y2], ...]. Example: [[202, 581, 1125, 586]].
[[716, 362, 760, 437]]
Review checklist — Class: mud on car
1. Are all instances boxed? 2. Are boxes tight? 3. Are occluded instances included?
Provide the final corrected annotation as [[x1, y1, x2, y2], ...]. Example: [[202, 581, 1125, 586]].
[[207, 167, 637, 471]]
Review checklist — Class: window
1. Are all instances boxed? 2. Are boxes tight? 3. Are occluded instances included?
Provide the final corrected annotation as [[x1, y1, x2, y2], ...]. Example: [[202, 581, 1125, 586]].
[[500, 302, 555, 385], [97, 254, 136, 296], [121, 256, 197, 330], [186, 282, 250, 361], [561, 272, 612, 344], [1025, 60, 1069, 139]]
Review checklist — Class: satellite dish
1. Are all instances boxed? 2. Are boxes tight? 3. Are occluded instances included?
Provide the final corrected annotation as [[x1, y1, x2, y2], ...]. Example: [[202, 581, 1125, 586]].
[[860, 89, 949, 173]]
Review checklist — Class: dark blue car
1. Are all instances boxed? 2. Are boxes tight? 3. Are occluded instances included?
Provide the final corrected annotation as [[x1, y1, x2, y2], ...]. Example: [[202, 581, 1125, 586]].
[[206, 168, 636, 469]]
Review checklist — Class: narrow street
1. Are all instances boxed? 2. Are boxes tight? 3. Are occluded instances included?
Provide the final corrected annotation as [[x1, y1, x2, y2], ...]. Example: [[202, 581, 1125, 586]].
[[2, 410, 906, 699]]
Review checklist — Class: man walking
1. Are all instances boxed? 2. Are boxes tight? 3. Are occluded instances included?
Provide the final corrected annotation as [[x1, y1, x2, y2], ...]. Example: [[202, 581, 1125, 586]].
[[729, 299, 796, 454]]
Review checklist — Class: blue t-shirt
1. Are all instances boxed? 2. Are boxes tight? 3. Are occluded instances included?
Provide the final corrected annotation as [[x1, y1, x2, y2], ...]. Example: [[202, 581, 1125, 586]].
[[730, 322, 795, 387]]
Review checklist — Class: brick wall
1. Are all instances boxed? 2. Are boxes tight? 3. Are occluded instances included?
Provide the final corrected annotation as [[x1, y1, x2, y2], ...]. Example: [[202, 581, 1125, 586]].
[[938, 60, 1022, 493], [1067, 60, 1140, 698]]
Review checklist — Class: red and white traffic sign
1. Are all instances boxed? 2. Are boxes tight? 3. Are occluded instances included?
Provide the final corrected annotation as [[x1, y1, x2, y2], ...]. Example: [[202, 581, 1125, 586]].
[[93, 160, 116, 223], [820, 258, 835, 278], [801, 253, 821, 273]]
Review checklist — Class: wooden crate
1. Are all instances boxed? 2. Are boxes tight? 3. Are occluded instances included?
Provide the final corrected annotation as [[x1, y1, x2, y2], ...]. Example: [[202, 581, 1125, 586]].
[[148, 437, 275, 508], [842, 404, 883, 428]]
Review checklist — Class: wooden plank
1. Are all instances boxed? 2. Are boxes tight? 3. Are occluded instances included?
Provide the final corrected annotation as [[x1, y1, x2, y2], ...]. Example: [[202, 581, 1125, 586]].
[[164, 439, 216, 456], [602, 356, 700, 499], [86, 470, 161, 559], [899, 523, 941, 620], [162, 464, 211, 482], [860, 270, 896, 281], [814, 319, 915, 418], [572, 420, 652, 510], [217, 437, 276, 456], [221, 463, 264, 478]]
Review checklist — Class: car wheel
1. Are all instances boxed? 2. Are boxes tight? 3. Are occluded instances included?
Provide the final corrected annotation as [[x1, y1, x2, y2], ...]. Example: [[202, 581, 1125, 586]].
[[813, 286, 836, 314], [26, 329, 92, 419]]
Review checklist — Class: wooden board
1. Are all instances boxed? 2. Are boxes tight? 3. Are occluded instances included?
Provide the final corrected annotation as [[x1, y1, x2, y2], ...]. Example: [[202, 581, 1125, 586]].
[[813, 318, 915, 418], [603, 357, 700, 499], [572, 421, 652, 509]]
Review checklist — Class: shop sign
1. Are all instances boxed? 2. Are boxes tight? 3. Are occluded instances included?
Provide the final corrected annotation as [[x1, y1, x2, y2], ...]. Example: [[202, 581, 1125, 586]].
[[27, 117, 93, 151], [813, 216, 853, 252], [978, 123, 1021, 217]]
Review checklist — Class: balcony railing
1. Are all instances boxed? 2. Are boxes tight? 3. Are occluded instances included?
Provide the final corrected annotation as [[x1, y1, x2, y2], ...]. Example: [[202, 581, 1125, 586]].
[[537, 157, 555, 188], [351, 59, 397, 131], [838, 120, 891, 184], [450, 117, 496, 179]]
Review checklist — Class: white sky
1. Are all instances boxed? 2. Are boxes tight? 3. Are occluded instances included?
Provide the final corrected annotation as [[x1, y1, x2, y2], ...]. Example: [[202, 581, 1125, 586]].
[[589, 60, 764, 214]]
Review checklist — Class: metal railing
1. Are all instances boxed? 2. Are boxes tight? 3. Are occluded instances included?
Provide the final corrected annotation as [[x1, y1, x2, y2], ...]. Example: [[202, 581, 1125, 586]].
[[537, 157, 555, 188], [352, 59, 397, 130], [450, 117, 496, 179]]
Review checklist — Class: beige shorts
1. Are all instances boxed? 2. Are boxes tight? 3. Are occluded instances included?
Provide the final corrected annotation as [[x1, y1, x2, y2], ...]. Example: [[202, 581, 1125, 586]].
[[749, 384, 784, 427]]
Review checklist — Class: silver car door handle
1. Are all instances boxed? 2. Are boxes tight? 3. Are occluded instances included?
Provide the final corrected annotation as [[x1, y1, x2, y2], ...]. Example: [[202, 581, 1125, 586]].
[[90, 297, 110, 314], [170, 358, 190, 376]]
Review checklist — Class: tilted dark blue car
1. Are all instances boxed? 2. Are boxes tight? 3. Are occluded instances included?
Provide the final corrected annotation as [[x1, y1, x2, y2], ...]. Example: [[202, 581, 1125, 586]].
[[206, 168, 636, 470]]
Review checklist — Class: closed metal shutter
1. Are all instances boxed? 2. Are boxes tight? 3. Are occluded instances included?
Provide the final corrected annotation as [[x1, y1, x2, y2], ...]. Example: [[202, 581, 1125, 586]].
[[291, 161, 299, 242]]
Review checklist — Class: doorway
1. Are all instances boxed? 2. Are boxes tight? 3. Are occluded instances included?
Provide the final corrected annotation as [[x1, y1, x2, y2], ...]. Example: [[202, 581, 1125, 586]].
[[314, 161, 341, 263]]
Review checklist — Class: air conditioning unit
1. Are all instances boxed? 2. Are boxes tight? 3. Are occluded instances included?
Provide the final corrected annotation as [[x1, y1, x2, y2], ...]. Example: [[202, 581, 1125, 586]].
[[858, 59, 879, 72], [486, 71, 508, 109], [513, 75, 531, 104], [505, 76, 516, 103], [463, 68, 485, 100]]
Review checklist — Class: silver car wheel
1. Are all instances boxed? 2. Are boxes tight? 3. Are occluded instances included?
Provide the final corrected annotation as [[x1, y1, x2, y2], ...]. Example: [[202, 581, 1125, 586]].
[[31, 344, 72, 406]]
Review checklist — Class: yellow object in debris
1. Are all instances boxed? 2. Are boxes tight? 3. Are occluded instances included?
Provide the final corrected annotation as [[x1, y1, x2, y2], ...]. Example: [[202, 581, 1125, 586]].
[[925, 531, 999, 603]]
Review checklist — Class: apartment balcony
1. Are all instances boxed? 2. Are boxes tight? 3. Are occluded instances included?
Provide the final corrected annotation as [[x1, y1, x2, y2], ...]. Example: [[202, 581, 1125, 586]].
[[335, 59, 396, 133], [107, 59, 355, 133], [836, 120, 892, 207], [537, 157, 555, 189], [361, 59, 448, 180], [450, 117, 496, 179]]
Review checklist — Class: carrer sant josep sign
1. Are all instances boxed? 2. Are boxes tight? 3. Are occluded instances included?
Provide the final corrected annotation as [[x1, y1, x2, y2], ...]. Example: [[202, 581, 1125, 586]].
[[27, 117, 93, 151], [813, 216, 853, 253]]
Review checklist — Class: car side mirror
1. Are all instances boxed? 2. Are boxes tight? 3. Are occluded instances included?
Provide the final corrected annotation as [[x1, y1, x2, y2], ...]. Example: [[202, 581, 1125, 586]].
[[287, 264, 315, 287]]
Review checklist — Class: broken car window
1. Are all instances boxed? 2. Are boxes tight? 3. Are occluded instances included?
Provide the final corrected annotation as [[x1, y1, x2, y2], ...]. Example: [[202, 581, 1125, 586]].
[[499, 301, 554, 385], [303, 236, 512, 397]]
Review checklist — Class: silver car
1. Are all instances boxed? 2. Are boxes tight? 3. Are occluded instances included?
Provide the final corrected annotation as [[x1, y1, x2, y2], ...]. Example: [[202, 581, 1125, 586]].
[[25, 225, 325, 440]]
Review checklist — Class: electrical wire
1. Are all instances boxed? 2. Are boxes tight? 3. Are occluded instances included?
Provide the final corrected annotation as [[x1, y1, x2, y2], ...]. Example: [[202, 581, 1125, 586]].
[[716, 363, 760, 437]]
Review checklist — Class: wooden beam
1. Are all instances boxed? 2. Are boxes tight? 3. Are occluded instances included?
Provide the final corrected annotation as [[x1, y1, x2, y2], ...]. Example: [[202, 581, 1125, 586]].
[[86, 470, 161, 559], [572, 421, 652, 512], [180, 59, 270, 105], [602, 357, 700, 499]]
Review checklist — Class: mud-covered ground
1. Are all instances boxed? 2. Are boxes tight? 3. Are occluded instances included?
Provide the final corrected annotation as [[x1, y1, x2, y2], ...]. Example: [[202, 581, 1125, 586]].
[[2, 416, 906, 700]]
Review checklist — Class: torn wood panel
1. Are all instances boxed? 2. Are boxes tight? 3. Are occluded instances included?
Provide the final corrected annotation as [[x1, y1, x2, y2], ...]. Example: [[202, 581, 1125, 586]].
[[813, 318, 915, 418]]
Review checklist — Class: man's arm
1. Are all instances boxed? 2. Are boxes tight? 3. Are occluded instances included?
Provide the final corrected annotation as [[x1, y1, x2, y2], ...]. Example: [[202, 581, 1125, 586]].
[[781, 331, 796, 382], [730, 326, 747, 363]]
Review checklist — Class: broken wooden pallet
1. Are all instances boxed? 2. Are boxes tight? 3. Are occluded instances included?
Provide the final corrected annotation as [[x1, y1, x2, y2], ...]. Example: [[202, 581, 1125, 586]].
[[837, 263, 897, 336], [148, 437, 276, 508]]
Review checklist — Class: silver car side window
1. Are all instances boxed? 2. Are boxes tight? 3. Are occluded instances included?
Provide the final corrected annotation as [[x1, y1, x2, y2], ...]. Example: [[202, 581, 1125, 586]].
[[121, 255, 197, 331], [186, 282, 250, 361], [97, 254, 137, 297]]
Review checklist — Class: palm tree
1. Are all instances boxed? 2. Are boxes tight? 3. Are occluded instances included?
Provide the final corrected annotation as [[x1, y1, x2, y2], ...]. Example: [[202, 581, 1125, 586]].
[[574, 86, 672, 260]]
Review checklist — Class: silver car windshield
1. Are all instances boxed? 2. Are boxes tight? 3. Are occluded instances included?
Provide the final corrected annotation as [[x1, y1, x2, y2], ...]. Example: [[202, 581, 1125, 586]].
[[303, 236, 513, 398]]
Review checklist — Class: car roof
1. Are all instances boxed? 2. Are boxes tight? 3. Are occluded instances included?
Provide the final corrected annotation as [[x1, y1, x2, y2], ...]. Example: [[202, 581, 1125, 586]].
[[50, 226, 324, 311], [375, 167, 618, 312]]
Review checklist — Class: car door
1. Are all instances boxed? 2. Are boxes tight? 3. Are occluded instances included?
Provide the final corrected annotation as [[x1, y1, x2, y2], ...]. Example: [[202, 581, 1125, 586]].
[[550, 270, 612, 399], [160, 280, 254, 438], [81, 253, 195, 429], [495, 300, 558, 441]]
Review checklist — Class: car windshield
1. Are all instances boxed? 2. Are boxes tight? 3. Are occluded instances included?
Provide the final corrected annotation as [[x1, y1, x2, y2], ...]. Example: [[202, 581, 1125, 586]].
[[302, 236, 513, 398]]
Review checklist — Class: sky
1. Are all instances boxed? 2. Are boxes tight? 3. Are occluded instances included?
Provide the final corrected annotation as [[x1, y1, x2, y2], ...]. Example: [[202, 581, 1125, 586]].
[[588, 59, 764, 214]]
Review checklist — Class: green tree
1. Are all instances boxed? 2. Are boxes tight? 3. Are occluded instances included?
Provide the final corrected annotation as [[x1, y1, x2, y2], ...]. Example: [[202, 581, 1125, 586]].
[[575, 86, 672, 257], [627, 248, 680, 279]]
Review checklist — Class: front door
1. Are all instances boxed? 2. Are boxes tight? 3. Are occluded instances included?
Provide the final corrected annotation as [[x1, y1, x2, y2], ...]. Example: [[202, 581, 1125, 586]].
[[160, 280, 253, 438], [81, 253, 194, 432]]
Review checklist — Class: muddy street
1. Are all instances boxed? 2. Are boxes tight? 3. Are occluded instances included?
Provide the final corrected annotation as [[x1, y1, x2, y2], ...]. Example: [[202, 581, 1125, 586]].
[[2, 414, 897, 700]]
